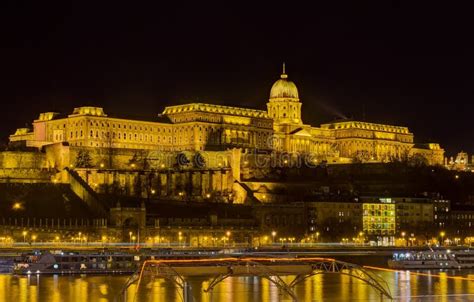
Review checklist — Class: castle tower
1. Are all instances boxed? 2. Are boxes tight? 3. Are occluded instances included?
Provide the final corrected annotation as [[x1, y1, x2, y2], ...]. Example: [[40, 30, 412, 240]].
[[267, 64, 302, 125]]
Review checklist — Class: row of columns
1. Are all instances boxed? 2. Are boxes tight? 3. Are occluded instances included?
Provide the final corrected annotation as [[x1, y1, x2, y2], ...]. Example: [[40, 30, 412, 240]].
[[89, 169, 232, 197], [0, 217, 107, 228]]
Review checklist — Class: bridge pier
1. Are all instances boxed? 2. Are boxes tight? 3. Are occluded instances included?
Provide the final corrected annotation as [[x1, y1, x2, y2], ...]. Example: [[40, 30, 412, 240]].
[[183, 281, 193, 302]]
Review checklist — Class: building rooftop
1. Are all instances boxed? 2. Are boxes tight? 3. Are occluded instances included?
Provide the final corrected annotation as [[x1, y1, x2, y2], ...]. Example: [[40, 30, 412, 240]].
[[162, 103, 269, 118], [320, 119, 410, 134]]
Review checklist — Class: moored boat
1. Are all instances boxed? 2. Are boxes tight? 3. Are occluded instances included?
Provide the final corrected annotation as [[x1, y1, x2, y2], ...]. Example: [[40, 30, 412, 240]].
[[388, 249, 474, 269], [13, 251, 142, 275]]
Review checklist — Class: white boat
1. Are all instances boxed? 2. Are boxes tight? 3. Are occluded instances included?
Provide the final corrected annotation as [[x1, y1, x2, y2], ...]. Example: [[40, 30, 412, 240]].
[[13, 251, 142, 275], [388, 249, 474, 269]]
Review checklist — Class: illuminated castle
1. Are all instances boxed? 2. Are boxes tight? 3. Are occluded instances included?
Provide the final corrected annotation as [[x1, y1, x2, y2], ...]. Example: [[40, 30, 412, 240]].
[[9, 66, 444, 165]]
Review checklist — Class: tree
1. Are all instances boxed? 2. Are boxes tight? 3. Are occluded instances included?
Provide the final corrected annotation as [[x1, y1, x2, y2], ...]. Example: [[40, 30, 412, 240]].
[[129, 151, 150, 169], [75, 150, 93, 168], [352, 150, 370, 163], [408, 153, 429, 168]]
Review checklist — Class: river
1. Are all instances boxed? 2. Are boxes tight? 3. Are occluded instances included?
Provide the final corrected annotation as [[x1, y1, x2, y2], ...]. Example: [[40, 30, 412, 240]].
[[0, 269, 473, 301]]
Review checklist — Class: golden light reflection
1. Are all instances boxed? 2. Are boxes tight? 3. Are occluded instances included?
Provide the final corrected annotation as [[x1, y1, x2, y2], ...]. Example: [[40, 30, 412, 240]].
[[436, 272, 448, 302], [364, 266, 474, 281], [0, 271, 472, 301]]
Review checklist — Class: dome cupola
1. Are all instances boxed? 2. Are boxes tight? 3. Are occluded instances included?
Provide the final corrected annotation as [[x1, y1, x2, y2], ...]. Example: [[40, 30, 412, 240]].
[[269, 63, 299, 101], [267, 64, 303, 125]]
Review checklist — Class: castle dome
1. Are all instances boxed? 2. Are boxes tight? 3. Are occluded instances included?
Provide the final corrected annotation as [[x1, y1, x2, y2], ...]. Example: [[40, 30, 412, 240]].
[[269, 64, 299, 100]]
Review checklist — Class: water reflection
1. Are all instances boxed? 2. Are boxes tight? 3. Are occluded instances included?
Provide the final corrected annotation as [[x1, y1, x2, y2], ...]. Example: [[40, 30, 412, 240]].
[[0, 270, 473, 301]]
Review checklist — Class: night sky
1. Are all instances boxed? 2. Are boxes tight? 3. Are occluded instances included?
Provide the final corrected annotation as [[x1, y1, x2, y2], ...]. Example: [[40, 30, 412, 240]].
[[1, 3, 472, 155]]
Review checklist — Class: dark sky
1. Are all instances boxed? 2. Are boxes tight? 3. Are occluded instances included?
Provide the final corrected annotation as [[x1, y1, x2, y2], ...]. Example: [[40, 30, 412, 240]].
[[1, 2, 473, 155]]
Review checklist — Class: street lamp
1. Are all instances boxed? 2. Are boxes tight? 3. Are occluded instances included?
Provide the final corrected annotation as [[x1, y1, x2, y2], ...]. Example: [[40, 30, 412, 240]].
[[31, 235, 37, 244], [358, 232, 364, 245], [263, 236, 268, 245], [316, 232, 320, 243], [409, 235, 416, 246], [22, 231, 27, 243], [226, 231, 231, 247], [440, 231, 446, 246], [271, 231, 276, 244], [401, 232, 406, 246]]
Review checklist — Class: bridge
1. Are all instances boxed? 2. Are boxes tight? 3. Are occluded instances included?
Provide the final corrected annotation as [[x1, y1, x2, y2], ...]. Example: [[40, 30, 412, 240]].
[[121, 256, 392, 301]]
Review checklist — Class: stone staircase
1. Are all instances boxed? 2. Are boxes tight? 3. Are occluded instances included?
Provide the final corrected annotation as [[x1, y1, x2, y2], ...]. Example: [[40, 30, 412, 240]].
[[65, 168, 108, 216]]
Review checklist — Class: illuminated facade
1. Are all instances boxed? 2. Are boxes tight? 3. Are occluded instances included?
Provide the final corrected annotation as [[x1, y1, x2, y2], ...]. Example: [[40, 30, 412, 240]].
[[445, 151, 474, 171], [9, 66, 444, 164], [362, 202, 396, 237], [10, 105, 273, 152]]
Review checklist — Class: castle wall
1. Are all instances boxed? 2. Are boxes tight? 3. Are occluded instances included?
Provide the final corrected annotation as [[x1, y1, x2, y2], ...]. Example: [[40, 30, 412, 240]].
[[0, 151, 46, 169], [0, 168, 52, 182]]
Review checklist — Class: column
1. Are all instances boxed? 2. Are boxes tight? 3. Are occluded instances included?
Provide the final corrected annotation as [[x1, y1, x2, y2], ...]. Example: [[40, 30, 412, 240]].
[[192, 171, 202, 196], [201, 171, 209, 195]]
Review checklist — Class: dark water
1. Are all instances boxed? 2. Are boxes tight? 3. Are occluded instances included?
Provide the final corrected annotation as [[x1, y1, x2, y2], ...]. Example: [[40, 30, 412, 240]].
[[1, 269, 473, 302]]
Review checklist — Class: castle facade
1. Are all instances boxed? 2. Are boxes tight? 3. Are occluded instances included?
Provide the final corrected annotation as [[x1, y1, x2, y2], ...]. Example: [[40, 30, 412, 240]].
[[9, 67, 444, 165]]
